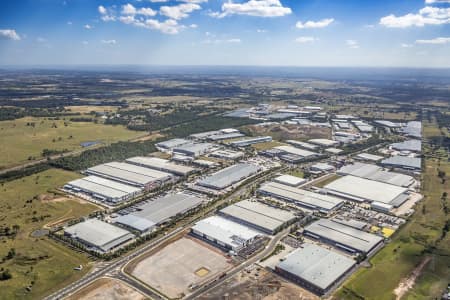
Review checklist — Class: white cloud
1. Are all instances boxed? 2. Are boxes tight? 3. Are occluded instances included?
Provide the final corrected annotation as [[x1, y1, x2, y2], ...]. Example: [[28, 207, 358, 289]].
[[36, 37, 47, 43], [98, 5, 107, 15], [0, 29, 21, 41], [144, 19, 183, 34], [121, 3, 157, 17], [401, 43, 413, 47], [210, 0, 292, 18], [296, 18, 334, 29], [380, 6, 450, 28], [295, 36, 317, 43], [415, 37, 450, 44], [189, 24, 198, 28], [122, 3, 137, 15], [101, 39, 117, 44], [160, 3, 201, 20], [256, 29, 267, 33], [346, 39, 359, 48], [82, 41, 89, 45], [84, 24, 93, 29], [67, 21, 73, 25], [425, 0, 450, 3]]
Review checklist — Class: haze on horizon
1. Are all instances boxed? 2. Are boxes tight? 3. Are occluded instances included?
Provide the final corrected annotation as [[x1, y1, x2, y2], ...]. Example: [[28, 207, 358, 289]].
[[0, 0, 450, 68]]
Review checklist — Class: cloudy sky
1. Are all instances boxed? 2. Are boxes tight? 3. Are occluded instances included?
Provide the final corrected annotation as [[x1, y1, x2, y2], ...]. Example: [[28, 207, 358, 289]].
[[0, 0, 449, 67]]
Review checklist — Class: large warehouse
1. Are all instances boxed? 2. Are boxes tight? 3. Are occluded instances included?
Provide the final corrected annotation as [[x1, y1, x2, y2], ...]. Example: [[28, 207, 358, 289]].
[[155, 138, 190, 152], [381, 156, 422, 171], [86, 162, 173, 190], [219, 200, 296, 234], [125, 156, 196, 177], [172, 142, 214, 157], [324, 175, 409, 207], [191, 215, 262, 252], [64, 218, 135, 253], [275, 243, 356, 295], [258, 181, 344, 214], [303, 219, 384, 254], [273, 145, 318, 163], [230, 136, 272, 147], [64, 175, 142, 205], [197, 163, 261, 190], [338, 162, 415, 187], [118, 192, 204, 230]]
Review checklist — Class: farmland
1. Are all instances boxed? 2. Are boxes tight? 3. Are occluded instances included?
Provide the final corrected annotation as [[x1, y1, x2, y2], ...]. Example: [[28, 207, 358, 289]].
[[0, 168, 98, 299], [0, 117, 143, 169]]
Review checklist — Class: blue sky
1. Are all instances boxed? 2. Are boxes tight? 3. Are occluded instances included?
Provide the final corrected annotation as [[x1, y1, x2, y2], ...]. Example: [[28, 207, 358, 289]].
[[0, 0, 449, 67]]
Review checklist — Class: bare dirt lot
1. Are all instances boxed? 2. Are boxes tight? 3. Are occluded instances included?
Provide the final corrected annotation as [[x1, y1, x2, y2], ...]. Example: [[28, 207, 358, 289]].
[[130, 237, 233, 299], [66, 277, 146, 300], [199, 267, 319, 300]]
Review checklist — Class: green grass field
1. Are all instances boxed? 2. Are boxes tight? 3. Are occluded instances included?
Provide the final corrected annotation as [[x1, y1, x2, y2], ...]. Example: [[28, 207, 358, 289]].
[[0, 168, 98, 299], [0, 117, 143, 169], [334, 121, 450, 300]]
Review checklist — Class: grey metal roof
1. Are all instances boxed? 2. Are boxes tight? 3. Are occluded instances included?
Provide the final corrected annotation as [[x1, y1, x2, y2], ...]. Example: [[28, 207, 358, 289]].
[[156, 138, 190, 149], [172, 142, 213, 156], [220, 200, 296, 232], [198, 163, 260, 190], [286, 140, 319, 150], [338, 163, 414, 187], [125, 156, 195, 176], [304, 219, 383, 253], [274, 145, 317, 158], [273, 174, 307, 186], [324, 175, 409, 204], [258, 182, 344, 212], [86, 162, 172, 186], [277, 243, 356, 290], [132, 192, 203, 224], [390, 139, 421, 152], [381, 156, 421, 170], [308, 139, 339, 147], [230, 136, 272, 146], [191, 216, 261, 250], [208, 132, 245, 141], [402, 121, 422, 138], [114, 214, 155, 232], [65, 219, 134, 252], [355, 153, 384, 161], [65, 175, 141, 200]]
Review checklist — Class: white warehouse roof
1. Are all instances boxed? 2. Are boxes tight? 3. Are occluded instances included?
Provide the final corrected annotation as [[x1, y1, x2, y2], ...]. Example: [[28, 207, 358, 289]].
[[198, 163, 261, 190], [274, 145, 317, 158], [65, 218, 134, 252], [126, 156, 195, 176], [258, 181, 344, 213], [191, 215, 261, 251], [273, 174, 307, 187], [219, 200, 296, 233], [324, 175, 408, 205], [338, 163, 415, 187]]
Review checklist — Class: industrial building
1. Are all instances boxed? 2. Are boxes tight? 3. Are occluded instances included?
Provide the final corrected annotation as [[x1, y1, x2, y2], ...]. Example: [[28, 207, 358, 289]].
[[338, 162, 415, 187], [230, 136, 272, 147], [209, 149, 244, 160], [64, 175, 142, 205], [219, 200, 296, 234], [308, 139, 339, 147], [303, 218, 384, 254], [324, 175, 409, 207], [286, 140, 319, 151], [86, 162, 173, 190], [64, 218, 135, 253], [275, 243, 356, 295], [402, 121, 422, 139], [114, 214, 156, 233], [258, 181, 345, 214], [274, 145, 318, 162], [189, 128, 243, 141], [191, 215, 262, 252], [273, 174, 307, 187], [390, 139, 422, 153], [309, 163, 335, 175], [355, 153, 384, 162], [155, 138, 190, 152], [381, 156, 422, 171], [119, 192, 204, 228], [172, 142, 214, 157], [125, 156, 196, 177], [197, 163, 261, 190]]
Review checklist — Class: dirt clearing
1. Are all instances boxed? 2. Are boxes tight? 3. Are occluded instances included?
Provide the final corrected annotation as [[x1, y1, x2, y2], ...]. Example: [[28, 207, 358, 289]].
[[67, 277, 146, 300]]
